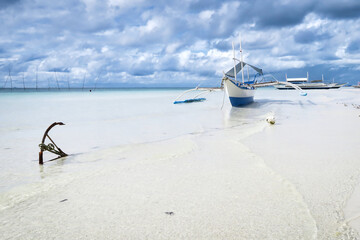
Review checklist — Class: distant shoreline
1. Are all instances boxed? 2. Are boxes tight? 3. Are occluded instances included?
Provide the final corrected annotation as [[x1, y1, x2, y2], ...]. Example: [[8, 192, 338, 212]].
[[0, 86, 357, 92]]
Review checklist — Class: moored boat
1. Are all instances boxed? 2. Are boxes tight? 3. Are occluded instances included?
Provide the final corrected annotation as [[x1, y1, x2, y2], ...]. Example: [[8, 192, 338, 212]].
[[274, 73, 331, 90], [221, 38, 307, 107], [353, 82, 360, 88], [174, 38, 307, 107], [274, 74, 345, 90], [221, 40, 262, 107], [328, 83, 346, 89]]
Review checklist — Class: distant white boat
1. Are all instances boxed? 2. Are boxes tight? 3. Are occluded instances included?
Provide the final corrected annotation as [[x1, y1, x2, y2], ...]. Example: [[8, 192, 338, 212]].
[[353, 82, 360, 88], [328, 83, 346, 89], [274, 74, 345, 90]]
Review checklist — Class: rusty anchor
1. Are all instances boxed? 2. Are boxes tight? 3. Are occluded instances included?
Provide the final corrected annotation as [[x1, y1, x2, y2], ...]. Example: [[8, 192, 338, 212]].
[[39, 122, 68, 164]]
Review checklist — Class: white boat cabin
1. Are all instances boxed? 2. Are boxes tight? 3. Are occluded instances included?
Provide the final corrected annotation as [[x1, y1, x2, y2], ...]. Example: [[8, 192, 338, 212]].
[[285, 73, 309, 83]]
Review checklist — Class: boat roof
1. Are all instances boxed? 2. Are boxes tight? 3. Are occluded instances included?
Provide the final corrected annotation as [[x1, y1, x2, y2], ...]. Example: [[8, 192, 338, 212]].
[[225, 61, 263, 78], [286, 77, 307, 82]]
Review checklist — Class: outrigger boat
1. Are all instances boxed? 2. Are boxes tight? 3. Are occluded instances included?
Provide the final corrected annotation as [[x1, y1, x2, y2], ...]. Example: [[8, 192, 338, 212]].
[[274, 74, 345, 90], [328, 83, 346, 89], [353, 82, 360, 88], [274, 74, 330, 90], [174, 38, 306, 107], [221, 39, 306, 107], [220, 40, 258, 106]]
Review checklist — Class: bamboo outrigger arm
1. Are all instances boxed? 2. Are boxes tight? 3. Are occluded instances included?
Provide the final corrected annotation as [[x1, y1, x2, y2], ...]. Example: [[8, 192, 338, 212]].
[[39, 122, 68, 164], [173, 87, 223, 104], [252, 73, 307, 96], [253, 81, 307, 95]]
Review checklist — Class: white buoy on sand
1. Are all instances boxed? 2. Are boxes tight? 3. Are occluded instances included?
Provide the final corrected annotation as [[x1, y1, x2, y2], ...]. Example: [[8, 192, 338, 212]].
[[266, 113, 275, 124]]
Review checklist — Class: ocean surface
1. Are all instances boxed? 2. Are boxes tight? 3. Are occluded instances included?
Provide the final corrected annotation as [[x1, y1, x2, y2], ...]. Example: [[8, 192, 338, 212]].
[[0, 87, 360, 239]]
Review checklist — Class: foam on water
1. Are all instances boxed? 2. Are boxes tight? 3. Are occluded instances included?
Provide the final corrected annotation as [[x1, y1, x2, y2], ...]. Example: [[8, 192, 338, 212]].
[[0, 88, 360, 239]]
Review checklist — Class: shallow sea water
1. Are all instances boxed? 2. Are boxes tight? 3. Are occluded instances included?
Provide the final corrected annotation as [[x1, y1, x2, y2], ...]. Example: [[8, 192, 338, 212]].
[[0, 88, 359, 239]]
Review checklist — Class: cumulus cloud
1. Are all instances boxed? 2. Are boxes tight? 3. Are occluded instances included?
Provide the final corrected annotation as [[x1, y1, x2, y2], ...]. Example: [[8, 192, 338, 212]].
[[346, 40, 360, 53], [0, 0, 21, 9], [315, 0, 360, 19], [294, 29, 330, 44], [1, 0, 360, 87]]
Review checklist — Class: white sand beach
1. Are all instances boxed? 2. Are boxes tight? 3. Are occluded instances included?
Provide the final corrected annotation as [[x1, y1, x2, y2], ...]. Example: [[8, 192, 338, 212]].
[[2, 0, 360, 238], [245, 89, 360, 239], [0, 88, 359, 239]]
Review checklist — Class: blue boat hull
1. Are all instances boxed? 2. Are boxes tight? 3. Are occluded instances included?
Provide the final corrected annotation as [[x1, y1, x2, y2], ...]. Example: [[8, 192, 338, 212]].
[[229, 96, 254, 106], [224, 80, 255, 107]]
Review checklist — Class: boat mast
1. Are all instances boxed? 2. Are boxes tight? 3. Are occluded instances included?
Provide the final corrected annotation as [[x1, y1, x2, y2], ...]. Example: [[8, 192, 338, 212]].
[[240, 37, 244, 83], [232, 42, 237, 82], [247, 64, 250, 82]]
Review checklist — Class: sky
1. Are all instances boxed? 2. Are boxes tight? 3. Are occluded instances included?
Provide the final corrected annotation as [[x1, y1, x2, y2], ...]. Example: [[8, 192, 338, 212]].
[[1, 0, 360, 88]]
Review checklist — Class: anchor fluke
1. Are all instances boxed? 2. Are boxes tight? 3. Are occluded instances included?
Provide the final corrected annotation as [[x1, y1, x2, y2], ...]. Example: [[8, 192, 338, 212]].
[[39, 122, 68, 164]]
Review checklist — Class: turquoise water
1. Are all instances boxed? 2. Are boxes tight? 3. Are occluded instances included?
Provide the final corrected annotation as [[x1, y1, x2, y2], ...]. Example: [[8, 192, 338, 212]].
[[0, 87, 360, 239], [0, 88, 230, 191]]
